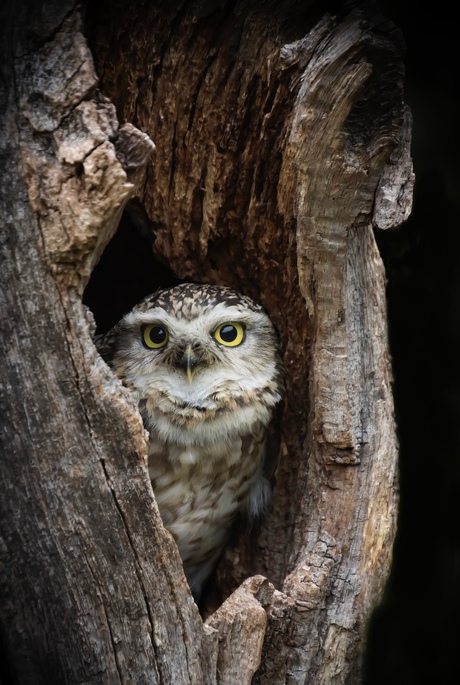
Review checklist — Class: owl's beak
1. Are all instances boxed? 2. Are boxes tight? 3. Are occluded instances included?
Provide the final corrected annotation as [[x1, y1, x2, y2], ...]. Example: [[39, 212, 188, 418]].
[[179, 343, 200, 383]]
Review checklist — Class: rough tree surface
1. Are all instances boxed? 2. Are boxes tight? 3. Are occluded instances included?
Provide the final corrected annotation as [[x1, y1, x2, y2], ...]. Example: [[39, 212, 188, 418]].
[[0, 1, 413, 684]]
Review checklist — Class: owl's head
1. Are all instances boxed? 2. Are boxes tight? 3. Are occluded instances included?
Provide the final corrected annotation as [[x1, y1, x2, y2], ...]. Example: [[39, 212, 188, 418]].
[[97, 283, 283, 433]]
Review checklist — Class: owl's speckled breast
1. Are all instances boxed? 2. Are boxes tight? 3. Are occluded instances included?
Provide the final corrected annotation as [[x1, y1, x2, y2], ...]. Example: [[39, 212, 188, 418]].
[[148, 423, 267, 593]]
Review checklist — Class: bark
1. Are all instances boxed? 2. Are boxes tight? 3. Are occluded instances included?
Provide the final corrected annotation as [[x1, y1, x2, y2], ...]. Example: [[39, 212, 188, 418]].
[[0, 1, 413, 684]]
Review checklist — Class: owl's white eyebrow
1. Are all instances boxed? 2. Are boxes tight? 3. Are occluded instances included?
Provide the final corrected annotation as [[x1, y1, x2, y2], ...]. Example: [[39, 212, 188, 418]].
[[211, 317, 251, 328], [123, 310, 169, 327]]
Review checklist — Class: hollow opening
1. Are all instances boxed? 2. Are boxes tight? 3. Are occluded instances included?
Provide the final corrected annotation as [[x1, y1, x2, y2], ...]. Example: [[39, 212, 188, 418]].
[[83, 199, 286, 612], [83, 200, 180, 334]]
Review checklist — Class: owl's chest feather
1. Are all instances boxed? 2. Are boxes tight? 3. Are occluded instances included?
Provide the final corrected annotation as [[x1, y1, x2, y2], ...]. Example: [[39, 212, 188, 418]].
[[148, 430, 262, 517], [147, 414, 265, 570]]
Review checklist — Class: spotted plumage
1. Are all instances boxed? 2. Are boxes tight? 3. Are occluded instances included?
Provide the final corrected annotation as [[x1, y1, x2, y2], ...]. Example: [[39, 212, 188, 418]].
[[96, 283, 284, 597]]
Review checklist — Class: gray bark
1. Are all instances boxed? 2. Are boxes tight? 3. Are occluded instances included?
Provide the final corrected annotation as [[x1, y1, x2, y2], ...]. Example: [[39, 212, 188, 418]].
[[0, 1, 413, 683]]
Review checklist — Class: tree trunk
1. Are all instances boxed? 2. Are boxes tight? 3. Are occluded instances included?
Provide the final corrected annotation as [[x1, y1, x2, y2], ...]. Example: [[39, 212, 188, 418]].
[[0, 1, 413, 684]]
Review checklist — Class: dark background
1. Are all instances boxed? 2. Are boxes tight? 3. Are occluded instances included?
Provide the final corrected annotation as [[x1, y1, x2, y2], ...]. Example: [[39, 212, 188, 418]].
[[364, 2, 459, 683]]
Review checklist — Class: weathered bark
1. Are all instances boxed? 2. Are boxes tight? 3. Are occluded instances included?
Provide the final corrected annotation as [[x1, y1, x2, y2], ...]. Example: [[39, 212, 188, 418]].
[[0, 7, 209, 685], [0, 1, 413, 684]]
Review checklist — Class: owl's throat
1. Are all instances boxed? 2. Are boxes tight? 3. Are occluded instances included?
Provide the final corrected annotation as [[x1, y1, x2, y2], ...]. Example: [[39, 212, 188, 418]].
[[141, 385, 275, 450]]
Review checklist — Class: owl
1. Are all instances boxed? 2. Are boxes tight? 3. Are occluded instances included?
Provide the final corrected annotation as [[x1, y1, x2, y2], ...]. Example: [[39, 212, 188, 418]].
[[96, 283, 284, 597]]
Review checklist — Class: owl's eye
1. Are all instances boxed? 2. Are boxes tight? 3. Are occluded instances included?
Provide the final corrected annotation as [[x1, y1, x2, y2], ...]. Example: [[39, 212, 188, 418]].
[[142, 324, 169, 349], [213, 322, 245, 347]]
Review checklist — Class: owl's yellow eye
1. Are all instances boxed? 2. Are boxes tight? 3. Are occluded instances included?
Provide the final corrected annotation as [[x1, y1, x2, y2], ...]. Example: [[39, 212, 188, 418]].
[[142, 324, 169, 349], [213, 322, 245, 347]]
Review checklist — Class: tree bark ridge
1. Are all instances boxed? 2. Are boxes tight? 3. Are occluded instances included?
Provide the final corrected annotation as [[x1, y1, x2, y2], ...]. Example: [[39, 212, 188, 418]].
[[1, 7, 209, 684]]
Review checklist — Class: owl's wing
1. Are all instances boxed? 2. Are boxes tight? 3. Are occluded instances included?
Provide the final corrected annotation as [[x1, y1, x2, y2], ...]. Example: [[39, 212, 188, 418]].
[[243, 413, 282, 524], [262, 416, 281, 483], [94, 329, 118, 364], [240, 426, 270, 523]]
